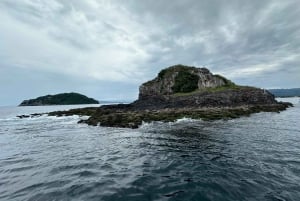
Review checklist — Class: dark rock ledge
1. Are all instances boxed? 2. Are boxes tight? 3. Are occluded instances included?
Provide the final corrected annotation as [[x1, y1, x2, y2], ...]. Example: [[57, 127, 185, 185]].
[[20, 65, 293, 128]]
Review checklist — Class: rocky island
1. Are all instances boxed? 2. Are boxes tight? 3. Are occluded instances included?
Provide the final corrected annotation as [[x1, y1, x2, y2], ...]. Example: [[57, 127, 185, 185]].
[[47, 65, 292, 128], [19, 92, 99, 106]]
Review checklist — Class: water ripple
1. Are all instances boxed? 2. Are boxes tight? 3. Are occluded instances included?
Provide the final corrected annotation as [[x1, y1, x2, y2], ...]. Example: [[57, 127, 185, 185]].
[[0, 102, 300, 200]]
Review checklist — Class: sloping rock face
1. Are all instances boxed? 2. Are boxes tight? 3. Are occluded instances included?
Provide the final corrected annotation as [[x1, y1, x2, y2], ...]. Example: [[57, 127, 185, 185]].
[[139, 64, 230, 99]]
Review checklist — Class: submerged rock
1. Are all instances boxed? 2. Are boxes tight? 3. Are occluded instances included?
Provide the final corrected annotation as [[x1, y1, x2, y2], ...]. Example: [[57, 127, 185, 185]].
[[45, 65, 293, 128]]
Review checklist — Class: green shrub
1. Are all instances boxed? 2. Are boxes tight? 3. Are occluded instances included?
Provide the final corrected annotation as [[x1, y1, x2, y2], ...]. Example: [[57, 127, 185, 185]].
[[158, 69, 168, 79], [172, 70, 199, 93]]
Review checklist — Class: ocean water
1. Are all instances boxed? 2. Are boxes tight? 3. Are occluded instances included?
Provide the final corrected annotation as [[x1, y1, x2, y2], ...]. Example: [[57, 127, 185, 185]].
[[0, 99, 300, 201]]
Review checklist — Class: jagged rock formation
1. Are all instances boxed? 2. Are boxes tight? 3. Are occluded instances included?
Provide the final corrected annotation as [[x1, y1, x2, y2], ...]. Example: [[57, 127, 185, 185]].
[[19, 92, 99, 106], [24, 65, 292, 128], [139, 64, 232, 99]]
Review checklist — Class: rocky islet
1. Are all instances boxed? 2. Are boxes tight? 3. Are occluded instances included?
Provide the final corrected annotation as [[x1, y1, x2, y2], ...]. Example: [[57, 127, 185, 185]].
[[47, 65, 292, 128]]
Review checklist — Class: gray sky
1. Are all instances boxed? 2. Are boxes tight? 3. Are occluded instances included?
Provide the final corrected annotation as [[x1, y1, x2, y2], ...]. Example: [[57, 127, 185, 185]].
[[1, 0, 299, 106]]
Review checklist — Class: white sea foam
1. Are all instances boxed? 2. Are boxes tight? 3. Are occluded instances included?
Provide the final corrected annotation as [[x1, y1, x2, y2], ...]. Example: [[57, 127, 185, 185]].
[[0, 117, 19, 121], [175, 117, 200, 123], [140, 117, 202, 129], [139, 121, 165, 129]]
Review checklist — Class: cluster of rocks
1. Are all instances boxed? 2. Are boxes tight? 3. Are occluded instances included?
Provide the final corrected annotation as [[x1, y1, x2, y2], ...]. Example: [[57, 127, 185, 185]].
[[17, 113, 44, 119]]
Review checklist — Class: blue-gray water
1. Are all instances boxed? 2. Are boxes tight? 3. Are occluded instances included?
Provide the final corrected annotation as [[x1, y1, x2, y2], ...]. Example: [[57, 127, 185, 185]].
[[0, 98, 300, 201]]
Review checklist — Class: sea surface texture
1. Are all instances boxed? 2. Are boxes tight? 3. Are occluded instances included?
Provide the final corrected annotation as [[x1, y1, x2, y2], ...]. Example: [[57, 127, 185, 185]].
[[0, 98, 300, 201]]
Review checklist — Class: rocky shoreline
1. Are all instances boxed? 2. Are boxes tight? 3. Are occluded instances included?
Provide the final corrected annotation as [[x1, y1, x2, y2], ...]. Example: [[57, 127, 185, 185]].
[[19, 65, 293, 128], [48, 102, 292, 129]]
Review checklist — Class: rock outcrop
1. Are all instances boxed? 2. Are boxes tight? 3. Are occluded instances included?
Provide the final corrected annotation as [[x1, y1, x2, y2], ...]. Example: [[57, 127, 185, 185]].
[[139, 64, 232, 99], [24, 65, 292, 128], [19, 92, 99, 106], [133, 65, 277, 110]]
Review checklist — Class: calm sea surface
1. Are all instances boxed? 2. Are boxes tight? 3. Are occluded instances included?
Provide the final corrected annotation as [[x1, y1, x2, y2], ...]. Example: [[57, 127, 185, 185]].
[[0, 98, 300, 201]]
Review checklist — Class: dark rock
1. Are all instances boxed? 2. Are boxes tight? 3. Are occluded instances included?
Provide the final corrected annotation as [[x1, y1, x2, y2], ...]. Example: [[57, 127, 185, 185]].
[[17, 113, 45, 119], [17, 115, 30, 119]]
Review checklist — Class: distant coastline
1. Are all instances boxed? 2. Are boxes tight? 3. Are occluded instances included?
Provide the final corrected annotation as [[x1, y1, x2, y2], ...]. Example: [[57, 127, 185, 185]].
[[268, 88, 300, 97]]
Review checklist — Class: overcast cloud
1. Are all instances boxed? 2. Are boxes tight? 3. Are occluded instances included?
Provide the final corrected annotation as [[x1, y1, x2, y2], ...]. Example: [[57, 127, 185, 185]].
[[0, 0, 299, 105]]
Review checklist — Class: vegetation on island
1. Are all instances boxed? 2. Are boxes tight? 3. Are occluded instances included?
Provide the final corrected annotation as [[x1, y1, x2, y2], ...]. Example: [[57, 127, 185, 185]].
[[172, 70, 199, 93], [158, 64, 195, 79], [19, 92, 99, 106]]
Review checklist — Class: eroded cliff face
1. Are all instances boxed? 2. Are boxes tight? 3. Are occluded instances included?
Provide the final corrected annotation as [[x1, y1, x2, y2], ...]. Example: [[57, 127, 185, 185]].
[[139, 65, 230, 99]]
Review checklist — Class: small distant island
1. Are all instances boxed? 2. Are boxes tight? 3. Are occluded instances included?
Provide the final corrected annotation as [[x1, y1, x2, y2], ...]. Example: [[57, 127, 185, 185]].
[[268, 88, 300, 97], [44, 65, 292, 128], [19, 92, 99, 106]]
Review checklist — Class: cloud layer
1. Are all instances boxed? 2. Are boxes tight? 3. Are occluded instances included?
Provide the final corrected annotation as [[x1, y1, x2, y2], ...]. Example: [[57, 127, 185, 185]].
[[0, 0, 299, 105]]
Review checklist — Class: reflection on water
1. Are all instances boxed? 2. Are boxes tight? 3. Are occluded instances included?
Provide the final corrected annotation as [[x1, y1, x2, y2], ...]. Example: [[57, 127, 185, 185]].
[[0, 100, 300, 201]]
